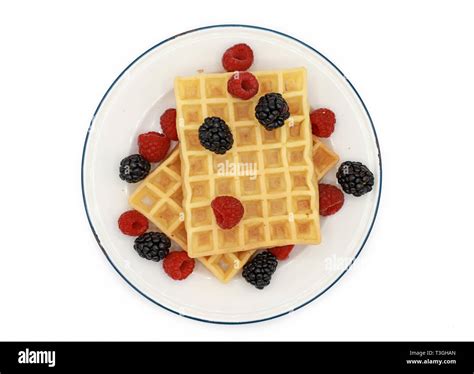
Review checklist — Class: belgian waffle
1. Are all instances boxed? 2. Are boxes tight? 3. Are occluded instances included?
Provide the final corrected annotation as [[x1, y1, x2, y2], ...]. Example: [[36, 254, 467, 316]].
[[175, 68, 322, 258], [128, 147, 255, 282]]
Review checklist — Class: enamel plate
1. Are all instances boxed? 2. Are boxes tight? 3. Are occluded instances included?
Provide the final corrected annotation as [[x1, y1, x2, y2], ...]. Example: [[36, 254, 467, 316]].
[[82, 25, 382, 324]]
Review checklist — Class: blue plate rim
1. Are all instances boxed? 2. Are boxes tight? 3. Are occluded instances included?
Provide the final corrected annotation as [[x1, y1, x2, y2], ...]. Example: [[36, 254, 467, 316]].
[[81, 24, 383, 325]]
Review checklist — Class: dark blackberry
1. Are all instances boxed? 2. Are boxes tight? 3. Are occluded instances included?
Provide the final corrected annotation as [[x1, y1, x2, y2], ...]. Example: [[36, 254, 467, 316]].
[[133, 232, 171, 261], [255, 93, 290, 130], [119, 154, 150, 183], [242, 251, 278, 289], [336, 161, 375, 197], [198, 117, 234, 154]]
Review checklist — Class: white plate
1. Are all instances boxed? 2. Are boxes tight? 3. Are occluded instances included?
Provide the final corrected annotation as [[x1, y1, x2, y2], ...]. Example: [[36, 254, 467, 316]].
[[82, 25, 382, 324]]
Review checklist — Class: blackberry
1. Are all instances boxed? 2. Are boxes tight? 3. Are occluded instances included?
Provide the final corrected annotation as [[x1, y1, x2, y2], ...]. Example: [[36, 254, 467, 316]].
[[255, 93, 290, 130], [242, 251, 278, 289], [119, 154, 150, 183], [198, 117, 234, 154], [336, 161, 375, 197], [133, 232, 171, 261]]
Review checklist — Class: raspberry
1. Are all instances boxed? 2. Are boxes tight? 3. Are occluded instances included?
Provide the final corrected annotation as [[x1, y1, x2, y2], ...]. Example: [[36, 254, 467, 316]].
[[269, 245, 294, 260], [163, 251, 195, 280], [138, 131, 170, 162], [160, 108, 178, 141], [222, 43, 254, 72], [211, 196, 244, 229], [227, 71, 259, 100], [319, 183, 344, 216], [310, 108, 336, 138], [118, 210, 149, 236]]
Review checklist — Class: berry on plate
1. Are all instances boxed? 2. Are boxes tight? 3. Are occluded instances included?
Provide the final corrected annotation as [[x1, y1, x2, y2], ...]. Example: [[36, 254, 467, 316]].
[[163, 251, 195, 280], [198, 117, 234, 154], [211, 196, 244, 230], [336, 161, 375, 197], [118, 210, 148, 236], [242, 251, 278, 289], [255, 93, 290, 131], [269, 245, 294, 260], [160, 108, 178, 141], [310, 108, 336, 138], [119, 154, 150, 183], [227, 71, 259, 100], [222, 43, 254, 72], [319, 183, 344, 216], [133, 232, 171, 262], [138, 131, 170, 162]]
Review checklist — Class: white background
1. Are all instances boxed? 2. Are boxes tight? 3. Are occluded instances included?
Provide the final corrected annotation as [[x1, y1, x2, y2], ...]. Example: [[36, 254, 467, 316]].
[[1, 0, 473, 341]]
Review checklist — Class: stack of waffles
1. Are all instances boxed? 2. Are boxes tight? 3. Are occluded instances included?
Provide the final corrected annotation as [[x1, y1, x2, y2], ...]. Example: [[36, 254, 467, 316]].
[[129, 67, 339, 283]]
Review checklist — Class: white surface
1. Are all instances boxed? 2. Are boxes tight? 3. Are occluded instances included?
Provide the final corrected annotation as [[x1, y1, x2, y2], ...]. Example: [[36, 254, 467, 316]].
[[83, 26, 380, 323], [0, 0, 473, 339]]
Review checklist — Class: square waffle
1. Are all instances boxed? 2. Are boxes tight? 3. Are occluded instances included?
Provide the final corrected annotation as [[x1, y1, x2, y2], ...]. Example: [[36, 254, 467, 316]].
[[128, 147, 255, 283], [129, 137, 338, 282], [175, 67, 322, 258]]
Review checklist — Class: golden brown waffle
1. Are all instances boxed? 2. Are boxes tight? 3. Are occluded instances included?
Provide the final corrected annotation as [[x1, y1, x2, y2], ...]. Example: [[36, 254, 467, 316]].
[[128, 147, 255, 282], [175, 67, 322, 258], [129, 137, 338, 282]]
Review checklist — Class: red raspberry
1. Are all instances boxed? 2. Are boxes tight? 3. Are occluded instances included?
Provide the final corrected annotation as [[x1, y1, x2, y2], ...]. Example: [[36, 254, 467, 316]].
[[269, 245, 294, 260], [310, 108, 336, 138], [138, 131, 170, 162], [227, 71, 259, 100], [211, 196, 244, 230], [118, 210, 149, 236], [319, 183, 344, 216], [222, 43, 254, 72], [163, 251, 195, 280], [160, 108, 178, 141]]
